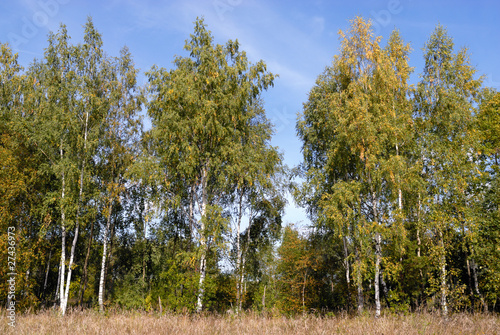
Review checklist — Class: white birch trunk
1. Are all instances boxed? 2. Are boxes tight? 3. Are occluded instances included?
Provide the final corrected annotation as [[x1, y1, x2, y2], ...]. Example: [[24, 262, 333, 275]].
[[61, 108, 88, 315], [439, 230, 448, 318], [262, 285, 266, 310], [54, 263, 61, 305], [62, 217, 80, 314], [343, 237, 350, 286], [196, 166, 208, 312], [235, 191, 243, 312], [375, 232, 381, 318], [43, 249, 52, 295], [239, 224, 251, 311], [98, 201, 113, 312], [356, 247, 363, 314], [470, 258, 487, 311], [372, 184, 381, 318], [59, 144, 67, 314]]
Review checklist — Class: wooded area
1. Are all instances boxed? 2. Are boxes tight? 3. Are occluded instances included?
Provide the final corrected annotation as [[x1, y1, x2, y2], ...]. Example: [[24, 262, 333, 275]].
[[1, 16, 499, 317]]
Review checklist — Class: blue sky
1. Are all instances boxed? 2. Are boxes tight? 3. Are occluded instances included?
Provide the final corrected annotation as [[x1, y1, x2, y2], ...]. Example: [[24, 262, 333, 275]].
[[2, 0, 499, 228]]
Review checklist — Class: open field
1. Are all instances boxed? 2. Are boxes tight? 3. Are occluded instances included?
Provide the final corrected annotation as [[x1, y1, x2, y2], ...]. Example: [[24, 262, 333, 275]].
[[1, 310, 499, 335]]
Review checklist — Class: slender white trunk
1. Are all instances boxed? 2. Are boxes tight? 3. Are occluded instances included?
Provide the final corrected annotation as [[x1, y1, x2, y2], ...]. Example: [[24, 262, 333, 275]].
[[470, 258, 487, 311], [375, 232, 381, 318], [235, 190, 243, 312], [189, 185, 194, 243], [343, 237, 350, 285], [99, 201, 113, 312], [439, 230, 448, 318], [396, 142, 402, 211], [371, 182, 381, 318], [356, 247, 363, 314], [54, 263, 61, 305], [196, 166, 208, 312], [79, 218, 94, 305], [239, 224, 251, 311], [342, 236, 352, 309], [43, 249, 52, 295], [62, 215, 80, 314], [196, 247, 207, 312], [302, 271, 307, 312], [262, 285, 266, 310], [61, 109, 88, 315], [417, 193, 424, 291], [59, 144, 67, 314]]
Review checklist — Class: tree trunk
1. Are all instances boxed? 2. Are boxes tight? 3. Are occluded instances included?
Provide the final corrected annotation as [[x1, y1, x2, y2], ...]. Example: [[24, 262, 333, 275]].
[[471, 258, 487, 311], [54, 263, 61, 306], [196, 165, 209, 313], [239, 223, 251, 311], [79, 219, 94, 306], [356, 247, 364, 314], [62, 217, 80, 314], [375, 232, 382, 318], [189, 184, 195, 249], [343, 236, 352, 310], [380, 268, 391, 309], [61, 109, 88, 315], [43, 249, 52, 299], [262, 285, 266, 310], [99, 201, 113, 312], [439, 230, 448, 318], [107, 218, 117, 300], [59, 144, 67, 314], [235, 189, 243, 312], [302, 271, 307, 312], [372, 182, 381, 318]]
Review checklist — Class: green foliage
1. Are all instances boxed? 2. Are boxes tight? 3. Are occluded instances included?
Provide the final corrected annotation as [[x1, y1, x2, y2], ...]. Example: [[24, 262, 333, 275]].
[[1, 15, 500, 316]]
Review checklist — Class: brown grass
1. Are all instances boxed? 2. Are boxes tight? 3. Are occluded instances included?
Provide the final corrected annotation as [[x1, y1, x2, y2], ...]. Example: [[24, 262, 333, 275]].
[[1, 309, 499, 335]]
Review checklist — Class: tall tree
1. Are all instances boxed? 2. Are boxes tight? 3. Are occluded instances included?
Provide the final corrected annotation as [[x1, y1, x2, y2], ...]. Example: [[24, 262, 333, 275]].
[[23, 18, 128, 315], [97, 46, 143, 312], [297, 17, 413, 316], [146, 18, 276, 312], [414, 25, 482, 317], [228, 100, 286, 312]]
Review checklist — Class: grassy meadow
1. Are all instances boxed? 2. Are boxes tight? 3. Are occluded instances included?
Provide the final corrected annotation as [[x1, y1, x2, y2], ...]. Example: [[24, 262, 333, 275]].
[[1, 309, 499, 335]]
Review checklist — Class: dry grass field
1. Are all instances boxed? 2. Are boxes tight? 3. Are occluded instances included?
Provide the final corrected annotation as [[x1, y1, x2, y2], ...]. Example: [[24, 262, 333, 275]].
[[1, 309, 499, 335]]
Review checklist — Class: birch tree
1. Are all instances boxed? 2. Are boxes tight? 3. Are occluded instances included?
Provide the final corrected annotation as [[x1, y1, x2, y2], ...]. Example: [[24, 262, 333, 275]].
[[146, 18, 276, 312], [414, 25, 482, 317], [297, 17, 413, 316], [97, 46, 143, 312], [23, 18, 119, 315]]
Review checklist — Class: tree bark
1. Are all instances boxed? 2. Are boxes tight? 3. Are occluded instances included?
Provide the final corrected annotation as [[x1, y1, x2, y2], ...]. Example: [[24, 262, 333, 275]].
[[371, 181, 381, 318], [196, 165, 208, 312], [302, 271, 307, 312], [356, 247, 364, 314], [380, 268, 391, 309], [375, 232, 382, 318], [235, 189, 243, 312], [79, 219, 94, 306], [239, 222, 251, 311], [471, 258, 487, 311], [54, 263, 61, 306], [99, 201, 113, 312], [43, 249, 52, 299], [62, 215, 80, 314], [262, 285, 266, 310], [343, 236, 352, 310], [59, 144, 67, 314], [61, 108, 88, 315], [439, 230, 448, 318]]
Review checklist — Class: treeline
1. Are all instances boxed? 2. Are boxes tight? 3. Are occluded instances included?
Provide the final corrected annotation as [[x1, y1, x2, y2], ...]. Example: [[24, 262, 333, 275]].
[[0, 16, 499, 316]]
